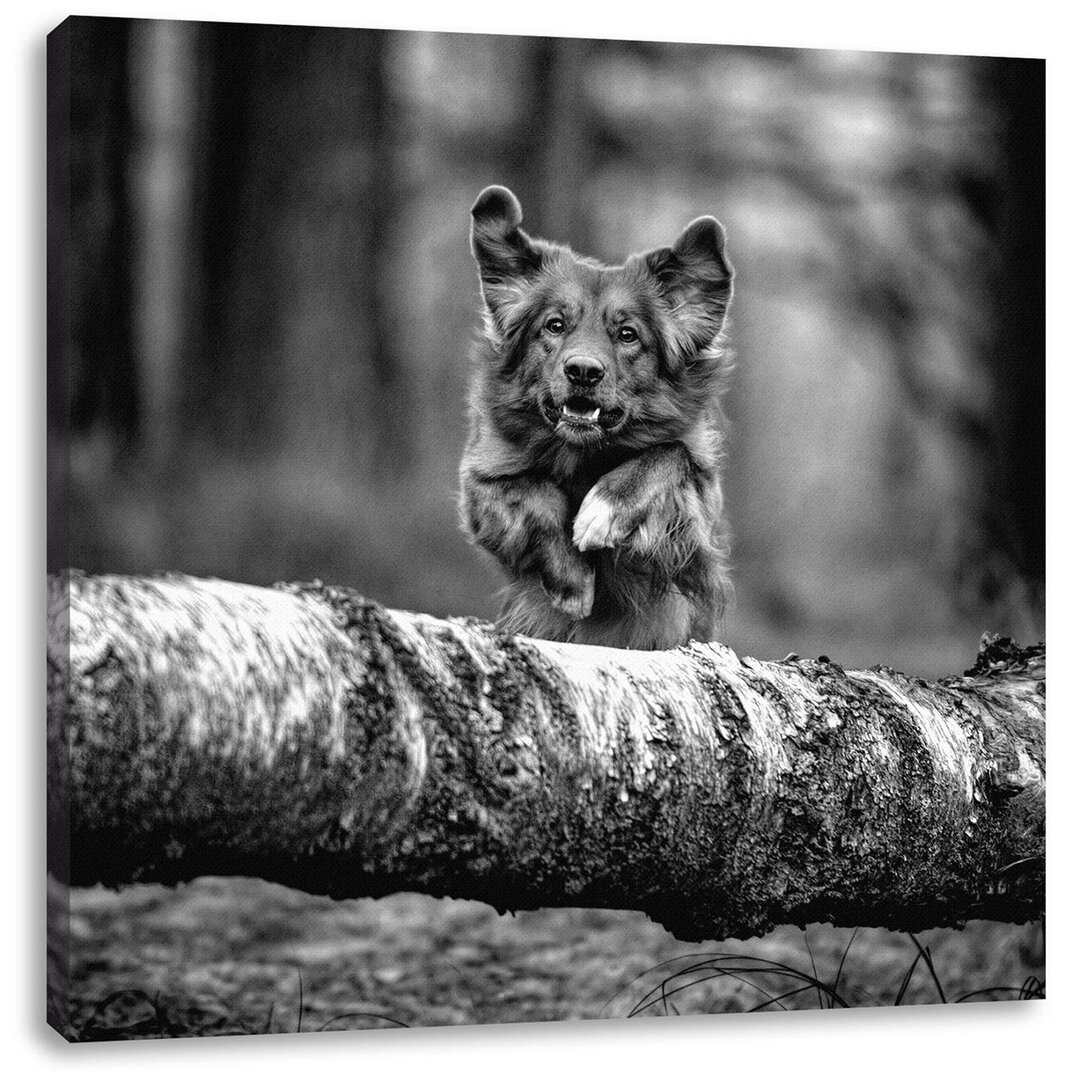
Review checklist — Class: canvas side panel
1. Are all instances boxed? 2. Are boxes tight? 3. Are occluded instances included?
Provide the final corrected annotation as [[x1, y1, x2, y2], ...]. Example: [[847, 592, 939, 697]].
[[46, 16, 73, 1042], [47, 18, 71, 579]]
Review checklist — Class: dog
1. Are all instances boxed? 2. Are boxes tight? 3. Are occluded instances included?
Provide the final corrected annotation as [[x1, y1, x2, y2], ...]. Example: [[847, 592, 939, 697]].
[[459, 185, 734, 650]]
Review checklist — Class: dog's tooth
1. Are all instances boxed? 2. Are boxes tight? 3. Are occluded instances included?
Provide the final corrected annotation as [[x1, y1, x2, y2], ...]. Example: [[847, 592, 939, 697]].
[[587, 408, 600, 422]]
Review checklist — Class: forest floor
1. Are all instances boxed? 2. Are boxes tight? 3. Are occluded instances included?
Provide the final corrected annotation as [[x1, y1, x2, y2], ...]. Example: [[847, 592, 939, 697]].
[[55, 879, 1044, 1041]]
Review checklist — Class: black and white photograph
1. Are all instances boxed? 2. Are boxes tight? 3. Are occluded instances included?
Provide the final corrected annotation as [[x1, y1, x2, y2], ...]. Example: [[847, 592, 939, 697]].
[[45, 10, 1046, 1049]]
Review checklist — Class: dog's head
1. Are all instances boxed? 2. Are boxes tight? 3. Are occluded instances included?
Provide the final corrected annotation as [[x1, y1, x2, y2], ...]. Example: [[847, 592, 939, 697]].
[[470, 185, 734, 452]]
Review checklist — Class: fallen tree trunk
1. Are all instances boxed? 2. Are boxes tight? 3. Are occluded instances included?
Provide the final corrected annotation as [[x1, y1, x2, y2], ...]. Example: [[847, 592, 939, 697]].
[[47, 571, 1044, 941]]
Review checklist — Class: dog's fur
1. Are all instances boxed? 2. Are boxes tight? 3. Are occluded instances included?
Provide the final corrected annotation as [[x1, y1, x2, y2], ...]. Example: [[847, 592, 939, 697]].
[[459, 185, 734, 650]]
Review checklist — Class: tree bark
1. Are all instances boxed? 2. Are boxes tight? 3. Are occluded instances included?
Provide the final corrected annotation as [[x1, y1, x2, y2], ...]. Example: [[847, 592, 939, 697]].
[[47, 571, 1044, 942]]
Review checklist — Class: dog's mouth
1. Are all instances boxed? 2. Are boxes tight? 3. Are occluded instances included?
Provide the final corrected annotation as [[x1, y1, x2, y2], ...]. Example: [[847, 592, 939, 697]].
[[561, 397, 602, 424], [543, 395, 626, 436]]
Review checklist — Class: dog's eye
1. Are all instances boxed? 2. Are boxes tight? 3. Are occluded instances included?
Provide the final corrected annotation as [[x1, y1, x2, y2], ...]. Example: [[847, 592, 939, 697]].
[[545, 317, 565, 335], [617, 326, 639, 344]]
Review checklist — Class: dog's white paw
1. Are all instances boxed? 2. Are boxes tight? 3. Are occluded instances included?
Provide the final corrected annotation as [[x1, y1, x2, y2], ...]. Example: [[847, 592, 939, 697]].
[[573, 490, 629, 551], [549, 570, 595, 619]]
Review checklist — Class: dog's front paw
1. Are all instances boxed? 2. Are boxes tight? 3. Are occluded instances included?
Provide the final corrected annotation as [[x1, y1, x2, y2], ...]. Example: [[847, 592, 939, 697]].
[[570, 494, 622, 552], [548, 567, 595, 619], [573, 489, 632, 551]]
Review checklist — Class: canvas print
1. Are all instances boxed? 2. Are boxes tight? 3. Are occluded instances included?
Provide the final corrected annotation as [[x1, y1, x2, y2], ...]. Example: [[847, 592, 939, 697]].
[[46, 16, 1045, 1041]]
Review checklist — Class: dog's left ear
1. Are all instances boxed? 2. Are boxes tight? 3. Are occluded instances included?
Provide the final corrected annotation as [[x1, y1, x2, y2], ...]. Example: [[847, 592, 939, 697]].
[[643, 216, 734, 354]]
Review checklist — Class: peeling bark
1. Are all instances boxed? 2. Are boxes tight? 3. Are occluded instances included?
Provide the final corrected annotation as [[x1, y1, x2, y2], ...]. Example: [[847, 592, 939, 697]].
[[47, 571, 1044, 942]]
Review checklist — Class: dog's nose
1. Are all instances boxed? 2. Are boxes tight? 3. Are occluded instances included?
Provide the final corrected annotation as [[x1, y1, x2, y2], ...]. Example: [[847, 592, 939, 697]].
[[563, 355, 605, 387]]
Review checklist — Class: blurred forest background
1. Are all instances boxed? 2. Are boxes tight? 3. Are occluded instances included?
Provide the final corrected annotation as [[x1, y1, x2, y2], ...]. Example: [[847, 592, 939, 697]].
[[48, 17, 1046, 1035], [51, 17, 1044, 676]]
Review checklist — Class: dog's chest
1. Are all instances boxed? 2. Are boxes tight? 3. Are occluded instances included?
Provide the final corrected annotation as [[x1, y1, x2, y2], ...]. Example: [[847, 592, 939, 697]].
[[550, 449, 626, 512]]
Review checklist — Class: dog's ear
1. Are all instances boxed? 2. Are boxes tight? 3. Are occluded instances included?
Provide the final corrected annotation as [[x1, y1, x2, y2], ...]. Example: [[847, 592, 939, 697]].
[[643, 216, 734, 356], [470, 186, 543, 323]]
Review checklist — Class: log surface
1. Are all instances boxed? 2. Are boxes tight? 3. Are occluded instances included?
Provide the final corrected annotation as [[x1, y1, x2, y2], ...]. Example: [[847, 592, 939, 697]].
[[47, 571, 1045, 941]]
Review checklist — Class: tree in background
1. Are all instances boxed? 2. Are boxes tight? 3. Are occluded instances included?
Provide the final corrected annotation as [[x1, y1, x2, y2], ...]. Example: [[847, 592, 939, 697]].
[[59, 19, 1044, 674]]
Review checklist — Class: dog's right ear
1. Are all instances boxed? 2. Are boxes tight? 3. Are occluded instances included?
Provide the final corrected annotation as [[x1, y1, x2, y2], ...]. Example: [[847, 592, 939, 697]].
[[470, 186, 542, 325]]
